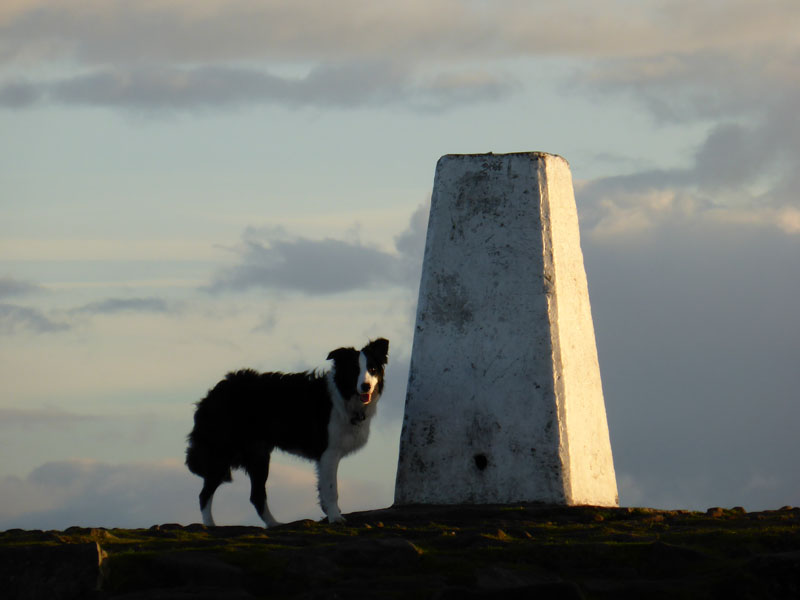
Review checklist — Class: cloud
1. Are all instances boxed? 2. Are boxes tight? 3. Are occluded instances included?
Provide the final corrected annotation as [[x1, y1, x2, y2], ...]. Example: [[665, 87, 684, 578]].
[[0, 0, 483, 65], [576, 110, 800, 239], [581, 47, 800, 124], [208, 202, 428, 295], [0, 276, 44, 298], [0, 458, 386, 530], [208, 237, 400, 295], [0, 303, 69, 334], [7, 1, 796, 113], [583, 219, 800, 511], [566, 12, 800, 240], [70, 297, 174, 316], [0, 459, 210, 530], [3, 1, 798, 66], [0, 0, 529, 112], [393, 201, 429, 276], [0, 63, 518, 112], [0, 294, 175, 335]]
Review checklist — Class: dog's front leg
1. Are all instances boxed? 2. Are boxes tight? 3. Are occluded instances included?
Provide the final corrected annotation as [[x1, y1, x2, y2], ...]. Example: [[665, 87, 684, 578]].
[[317, 449, 345, 524]]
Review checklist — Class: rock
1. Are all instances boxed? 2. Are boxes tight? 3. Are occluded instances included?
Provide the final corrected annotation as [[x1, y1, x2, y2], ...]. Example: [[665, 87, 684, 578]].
[[0, 541, 102, 600]]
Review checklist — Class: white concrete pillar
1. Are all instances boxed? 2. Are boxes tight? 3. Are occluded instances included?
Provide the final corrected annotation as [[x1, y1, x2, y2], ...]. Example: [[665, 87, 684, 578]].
[[394, 152, 618, 506]]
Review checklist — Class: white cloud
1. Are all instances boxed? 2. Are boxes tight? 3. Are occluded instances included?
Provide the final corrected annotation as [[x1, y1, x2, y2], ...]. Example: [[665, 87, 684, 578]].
[[576, 112, 800, 239], [579, 188, 701, 240], [706, 206, 800, 235]]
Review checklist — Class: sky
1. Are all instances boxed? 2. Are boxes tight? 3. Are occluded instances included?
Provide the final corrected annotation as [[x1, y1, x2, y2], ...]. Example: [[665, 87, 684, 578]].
[[1, 0, 798, 529]]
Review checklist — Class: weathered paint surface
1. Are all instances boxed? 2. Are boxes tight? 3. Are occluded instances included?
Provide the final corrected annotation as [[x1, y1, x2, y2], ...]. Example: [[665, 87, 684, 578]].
[[394, 152, 618, 507]]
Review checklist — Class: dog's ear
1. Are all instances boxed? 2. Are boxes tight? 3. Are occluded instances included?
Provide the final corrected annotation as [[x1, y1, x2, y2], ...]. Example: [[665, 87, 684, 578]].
[[326, 347, 351, 363], [364, 338, 389, 365]]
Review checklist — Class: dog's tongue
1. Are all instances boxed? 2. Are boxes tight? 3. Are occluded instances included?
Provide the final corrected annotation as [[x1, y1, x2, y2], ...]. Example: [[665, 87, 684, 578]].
[[359, 393, 371, 405]]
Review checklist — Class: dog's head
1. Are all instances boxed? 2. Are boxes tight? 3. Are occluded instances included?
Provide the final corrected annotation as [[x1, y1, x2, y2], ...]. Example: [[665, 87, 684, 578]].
[[327, 338, 389, 415]]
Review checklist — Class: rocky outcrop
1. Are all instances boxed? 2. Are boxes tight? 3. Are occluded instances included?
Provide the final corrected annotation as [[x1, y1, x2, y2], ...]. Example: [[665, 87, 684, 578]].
[[0, 537, 103, 600], [2, 504, 799, 599]]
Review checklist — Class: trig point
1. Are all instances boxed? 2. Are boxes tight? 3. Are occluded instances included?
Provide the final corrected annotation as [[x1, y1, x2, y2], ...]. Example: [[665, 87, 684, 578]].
[[395, 152, 618, 507]]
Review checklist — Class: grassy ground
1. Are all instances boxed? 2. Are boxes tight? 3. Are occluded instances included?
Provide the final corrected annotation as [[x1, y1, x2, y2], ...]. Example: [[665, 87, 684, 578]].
[[2, 504, 799, 599]]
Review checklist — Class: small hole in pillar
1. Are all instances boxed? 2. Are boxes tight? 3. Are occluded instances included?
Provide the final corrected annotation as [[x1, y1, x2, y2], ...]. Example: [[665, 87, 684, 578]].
[[474, 454, 488, 471]]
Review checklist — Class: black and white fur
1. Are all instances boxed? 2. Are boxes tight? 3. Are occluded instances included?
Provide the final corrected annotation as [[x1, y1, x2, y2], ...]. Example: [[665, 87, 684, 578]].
[[185, 338, 389, 527]]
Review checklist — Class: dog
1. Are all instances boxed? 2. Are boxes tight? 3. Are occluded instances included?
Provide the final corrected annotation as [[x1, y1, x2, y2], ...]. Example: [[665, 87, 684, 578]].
[[185, 337, 389, 527]]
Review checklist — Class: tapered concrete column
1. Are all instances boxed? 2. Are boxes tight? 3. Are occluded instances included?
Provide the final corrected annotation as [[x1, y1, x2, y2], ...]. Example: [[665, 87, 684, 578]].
[[395, 152, 618, 506]]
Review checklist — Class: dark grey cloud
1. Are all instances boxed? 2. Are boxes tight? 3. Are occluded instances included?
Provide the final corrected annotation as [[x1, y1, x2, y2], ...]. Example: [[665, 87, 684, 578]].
[[209, 202, 428, 295], [70, 297, 173, 315], [577, 44, 800, 122], [209, 237, 400, 295], [583, 219, 800, 510], [0, 276, 44, 298], [0, 303, 69, 334], [572, 47, 800, 506], [0, 63, 518, 112], [0, 80, 38, 107], [0, 295, 174, 334]]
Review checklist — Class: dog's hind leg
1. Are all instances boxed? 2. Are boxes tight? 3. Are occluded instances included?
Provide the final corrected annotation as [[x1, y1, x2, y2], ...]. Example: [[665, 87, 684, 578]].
[[246, 452, 282, 528]]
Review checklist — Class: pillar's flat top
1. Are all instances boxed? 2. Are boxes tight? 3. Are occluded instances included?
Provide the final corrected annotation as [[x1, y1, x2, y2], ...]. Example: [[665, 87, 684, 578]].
[[439, 151, 569, 165]]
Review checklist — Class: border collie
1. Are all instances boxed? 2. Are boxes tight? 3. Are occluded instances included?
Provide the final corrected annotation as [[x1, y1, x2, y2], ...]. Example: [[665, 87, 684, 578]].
[[185, 337, 389, 527]]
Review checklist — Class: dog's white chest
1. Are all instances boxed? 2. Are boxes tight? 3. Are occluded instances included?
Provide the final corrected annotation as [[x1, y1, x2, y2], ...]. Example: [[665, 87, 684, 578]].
[[329, 413, 372, 456]]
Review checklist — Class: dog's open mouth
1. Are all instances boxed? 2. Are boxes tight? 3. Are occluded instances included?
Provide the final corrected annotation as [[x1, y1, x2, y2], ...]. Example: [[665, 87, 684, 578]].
[[359, 393, 372, 405]]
